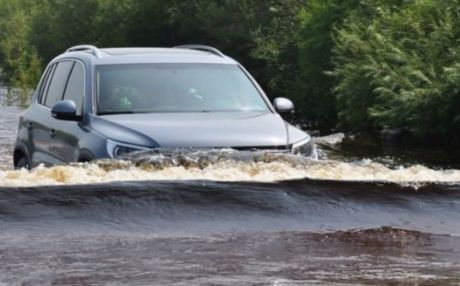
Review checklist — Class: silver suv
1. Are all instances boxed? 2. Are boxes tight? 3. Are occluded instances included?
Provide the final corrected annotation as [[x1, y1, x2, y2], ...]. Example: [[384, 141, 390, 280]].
[[13, 45, 315, 169]]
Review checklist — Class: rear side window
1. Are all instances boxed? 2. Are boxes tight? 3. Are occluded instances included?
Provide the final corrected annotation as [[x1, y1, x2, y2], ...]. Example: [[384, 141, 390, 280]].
[[63, 62, 84, 116], [43, 61, 73, 108]]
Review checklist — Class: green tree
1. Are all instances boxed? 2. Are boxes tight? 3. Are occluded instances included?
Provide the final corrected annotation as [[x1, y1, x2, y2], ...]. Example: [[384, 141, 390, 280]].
[[0, 0, 42, 104], [128, 0, 305, 101], [297, 0, 359, 127], [331, 0, 460, 143], [29, 0, 135, 64]]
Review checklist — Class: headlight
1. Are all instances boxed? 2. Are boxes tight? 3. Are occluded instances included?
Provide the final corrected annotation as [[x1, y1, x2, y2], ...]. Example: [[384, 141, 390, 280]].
[[106, 139, 150, 158], [291, 137, 314, 156]]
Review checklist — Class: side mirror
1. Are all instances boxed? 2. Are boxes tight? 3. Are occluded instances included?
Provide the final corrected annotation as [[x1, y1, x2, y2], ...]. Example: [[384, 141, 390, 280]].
[[51, 100, 81, 121], [273, 97, 294, 113]]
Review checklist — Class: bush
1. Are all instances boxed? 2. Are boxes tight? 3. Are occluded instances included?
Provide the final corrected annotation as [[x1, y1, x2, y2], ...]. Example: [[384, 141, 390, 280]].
[[0, 0, 42, 104], [0, 0, 458, 144], [331, 0, 460, 143]]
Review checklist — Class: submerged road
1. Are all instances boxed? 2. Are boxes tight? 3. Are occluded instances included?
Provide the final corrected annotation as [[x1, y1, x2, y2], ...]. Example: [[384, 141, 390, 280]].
[[0, 180, 459, 285], [1, 95, 460, 285]]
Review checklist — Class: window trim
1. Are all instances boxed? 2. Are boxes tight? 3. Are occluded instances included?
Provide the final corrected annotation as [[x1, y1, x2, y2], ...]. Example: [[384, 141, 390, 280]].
[[36, 59, 86, 116], [37, 64, 57, 106], [35, 65, 50, 104], [62, 61, 85, 116], [43, 60, 74, 108], [61, 62, 76, 101]]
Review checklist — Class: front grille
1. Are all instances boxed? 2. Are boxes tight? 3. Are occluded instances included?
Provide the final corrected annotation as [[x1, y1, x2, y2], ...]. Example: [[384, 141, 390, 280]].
[[231, 145, 291, 153]]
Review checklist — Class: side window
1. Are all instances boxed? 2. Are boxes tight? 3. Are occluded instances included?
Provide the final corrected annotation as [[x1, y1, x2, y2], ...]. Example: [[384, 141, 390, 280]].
[[63, 62, 85, 116], [38, 64, 56, 105], [44, 61, 73, 108]]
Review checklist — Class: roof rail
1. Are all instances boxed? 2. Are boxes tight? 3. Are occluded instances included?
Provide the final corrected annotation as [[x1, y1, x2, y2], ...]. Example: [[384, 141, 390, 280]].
[[174, 45, 225, 58], [66, 45, 102, 58]]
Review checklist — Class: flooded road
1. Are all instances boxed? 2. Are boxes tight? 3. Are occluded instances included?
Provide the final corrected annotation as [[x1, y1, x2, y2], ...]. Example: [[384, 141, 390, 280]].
[[0, 88, 21, 171], [0, 93, 460, 285], [2, 181, 460, 285]]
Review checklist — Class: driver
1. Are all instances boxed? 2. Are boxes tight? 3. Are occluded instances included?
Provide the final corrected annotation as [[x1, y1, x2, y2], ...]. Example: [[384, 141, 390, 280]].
[[99, 78, 142, 113]]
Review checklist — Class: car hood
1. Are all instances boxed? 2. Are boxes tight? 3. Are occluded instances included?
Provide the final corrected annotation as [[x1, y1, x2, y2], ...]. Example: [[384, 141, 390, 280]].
[[98, 111, 300, 148]]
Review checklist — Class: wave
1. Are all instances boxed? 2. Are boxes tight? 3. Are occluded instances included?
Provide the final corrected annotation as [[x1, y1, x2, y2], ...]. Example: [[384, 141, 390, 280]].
[[1, 149, 460, 187], [1, 178, 459, 235]]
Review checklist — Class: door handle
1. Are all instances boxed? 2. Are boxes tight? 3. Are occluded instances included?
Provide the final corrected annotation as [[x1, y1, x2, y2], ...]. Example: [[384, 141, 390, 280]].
[[49, 129, 56, 137]]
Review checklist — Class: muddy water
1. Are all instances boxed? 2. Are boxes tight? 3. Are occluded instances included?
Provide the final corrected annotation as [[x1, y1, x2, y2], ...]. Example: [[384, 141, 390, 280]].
[[0, 88, 21, 170], [1, 95, 460, 285]]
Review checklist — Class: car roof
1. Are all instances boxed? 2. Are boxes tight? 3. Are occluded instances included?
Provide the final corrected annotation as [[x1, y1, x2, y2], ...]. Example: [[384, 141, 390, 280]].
[[54, 46, 239, 65]]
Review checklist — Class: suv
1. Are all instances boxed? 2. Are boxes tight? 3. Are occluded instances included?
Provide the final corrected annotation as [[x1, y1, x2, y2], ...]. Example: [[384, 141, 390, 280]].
[[14, 45, 315, 169]]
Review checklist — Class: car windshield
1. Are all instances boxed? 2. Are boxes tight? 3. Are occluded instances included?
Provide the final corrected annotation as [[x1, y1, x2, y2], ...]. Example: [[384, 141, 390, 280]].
[[96, 63, 269, 114]]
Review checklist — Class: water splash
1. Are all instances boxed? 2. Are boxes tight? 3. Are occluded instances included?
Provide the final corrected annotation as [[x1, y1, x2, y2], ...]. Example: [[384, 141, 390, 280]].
[[1, 149, 459, 187], [313, 132, 346, 146]]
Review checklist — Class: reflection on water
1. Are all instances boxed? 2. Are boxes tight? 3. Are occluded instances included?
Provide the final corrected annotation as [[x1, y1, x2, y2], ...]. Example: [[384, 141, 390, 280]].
[[2, 228, 459, 285]]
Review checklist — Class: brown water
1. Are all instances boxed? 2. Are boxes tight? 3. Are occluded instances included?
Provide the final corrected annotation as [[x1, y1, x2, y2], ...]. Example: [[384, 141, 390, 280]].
[[0, 88, 21, 170], [1, 93, 460, 285]]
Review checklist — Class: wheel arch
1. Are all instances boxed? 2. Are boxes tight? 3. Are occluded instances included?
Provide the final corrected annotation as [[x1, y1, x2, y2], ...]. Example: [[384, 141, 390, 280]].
[[78, 148, 95, 162], [13, 145, 29, 167]]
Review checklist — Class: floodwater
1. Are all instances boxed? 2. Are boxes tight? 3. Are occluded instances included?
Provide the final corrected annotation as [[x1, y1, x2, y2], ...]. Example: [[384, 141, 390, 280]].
[[0, 90, 460, 285]]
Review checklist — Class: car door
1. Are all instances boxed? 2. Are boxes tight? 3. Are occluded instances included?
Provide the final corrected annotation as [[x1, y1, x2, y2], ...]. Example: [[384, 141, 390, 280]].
[[35, 60, 74, 166], [49, 61, 85, 163], [25, 64, 56, 167]]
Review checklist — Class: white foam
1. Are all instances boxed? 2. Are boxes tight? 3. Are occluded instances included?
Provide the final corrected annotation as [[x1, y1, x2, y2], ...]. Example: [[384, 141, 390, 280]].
[[313, 133, 346, 146], [0, 158, 459, 187]]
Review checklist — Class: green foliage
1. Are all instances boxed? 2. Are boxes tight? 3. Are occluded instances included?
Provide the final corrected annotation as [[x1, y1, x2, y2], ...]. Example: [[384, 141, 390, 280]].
[[0, 0, 42, 103], [130, 0, 306, 96], [0, 0, 304, 105], [0, 0, 458, 143], [297, 0, 359, 127], [249, 1, 306, 106], [30, 0, 134, 63], [331, 0, 460, 142]]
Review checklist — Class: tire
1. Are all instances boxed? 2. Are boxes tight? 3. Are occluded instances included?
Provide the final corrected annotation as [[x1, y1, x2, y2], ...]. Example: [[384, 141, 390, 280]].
[[78, 149, 95, 163], [15, 156, 30, 170]]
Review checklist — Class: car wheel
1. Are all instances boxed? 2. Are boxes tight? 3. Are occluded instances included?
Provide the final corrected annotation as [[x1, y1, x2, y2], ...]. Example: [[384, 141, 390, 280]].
[[15, 156, 30, 170]]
